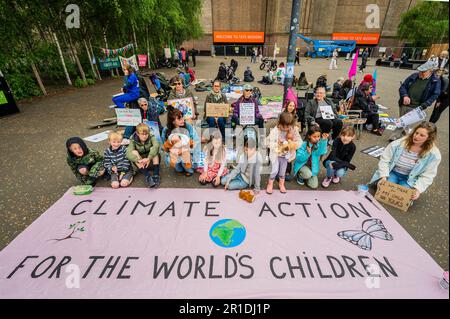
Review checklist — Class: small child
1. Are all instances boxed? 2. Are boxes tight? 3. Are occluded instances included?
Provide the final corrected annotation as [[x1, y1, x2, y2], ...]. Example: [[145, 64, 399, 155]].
[[322, 125, 357, 188], [103, 131, 133, 189], [221, 136, 262, 195], [166, 131, 193, 170], [199, 131, 229, 187], [293, 125, 329, 189], [66, 137, 105, 185], [266, 112, 301, 194], [126, 123, 161, 188]]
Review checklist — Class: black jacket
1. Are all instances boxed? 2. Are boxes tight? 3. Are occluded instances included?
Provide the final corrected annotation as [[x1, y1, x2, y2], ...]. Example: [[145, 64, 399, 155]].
[[323, 138, 356, 170], [353, 89, 378, 114]]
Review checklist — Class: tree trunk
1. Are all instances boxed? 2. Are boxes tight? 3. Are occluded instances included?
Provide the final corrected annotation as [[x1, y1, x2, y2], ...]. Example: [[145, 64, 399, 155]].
[[53, 32, 72, 85], [103, 30, 114, 77], [146, 27, 150, 68], [88, 39, 102, 80], [67, 31, 86, 82], [132, 24, 139, 52], [83, 38, 98, 80], [31, 62, 47, 95]]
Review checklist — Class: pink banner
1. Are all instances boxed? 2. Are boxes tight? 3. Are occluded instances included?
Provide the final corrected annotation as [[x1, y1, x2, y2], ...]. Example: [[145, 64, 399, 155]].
[[0, 188, 446, 299], [137, 54, 148, 67]]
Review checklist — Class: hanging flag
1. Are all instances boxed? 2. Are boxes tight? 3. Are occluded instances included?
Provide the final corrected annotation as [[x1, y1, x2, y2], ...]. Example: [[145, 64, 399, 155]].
[[371, 68, 377, 95], [348, 50, 359, 80]]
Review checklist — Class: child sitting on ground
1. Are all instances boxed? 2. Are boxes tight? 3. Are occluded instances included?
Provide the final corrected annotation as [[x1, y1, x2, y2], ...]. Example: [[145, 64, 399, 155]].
[[221, 136, 262, 195], [66, 137, 105, 185], [166, 131, 194, 170], [293, 125, 329, 189], [321, 125, 357, 188], [103, 131, 133, 189], [126, 123, 161, 188], [266, 112, 301, 194], [199, 131, 229, 187]]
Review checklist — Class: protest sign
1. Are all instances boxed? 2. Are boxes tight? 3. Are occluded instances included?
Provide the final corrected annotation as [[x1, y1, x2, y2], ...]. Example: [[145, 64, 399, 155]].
[[143, 120, 161, 143], [239, 103, 255, 125], [259, 102, 283, 120], [98, 57, 121, 71], [206, 103, 229, 118], [83, 131, 111, 143], [375, 180, 416, 212], [137, 55, 148, 67], [398, 107, 427, 128], [0, 188, 446, 298], [319, 104, 335, 119], [115, 108, 142, 126], [119, 55, 139, 71], [167, 97, 194, 119]]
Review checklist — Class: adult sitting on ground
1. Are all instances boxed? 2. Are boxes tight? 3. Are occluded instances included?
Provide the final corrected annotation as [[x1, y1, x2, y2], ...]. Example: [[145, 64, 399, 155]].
[[296, 71, 313, 90], [231, 84, 264, 129], [258, 69, 275, 85], [112, 65, 140, 109], [244, 67, 255, 82], [168, 76, 199, 120], [204, 80, 229, 140], [305, 86, 343, 140], [122, 97, 162, 145], [390, 61, 441, 141], [161, 107, 201, 175], [315, 74, 331, 91], [215, 62, 227, 82], [352, 83, 383, 136], [370, 121, 441, 202]]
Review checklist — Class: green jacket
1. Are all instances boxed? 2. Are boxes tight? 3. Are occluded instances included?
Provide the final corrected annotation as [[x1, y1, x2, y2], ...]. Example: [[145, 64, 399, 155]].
[[126, 132, 160, 163], [66, 148, 104, 185]]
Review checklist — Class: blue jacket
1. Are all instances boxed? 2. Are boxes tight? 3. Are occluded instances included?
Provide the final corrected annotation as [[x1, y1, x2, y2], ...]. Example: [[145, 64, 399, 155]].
[[293, 139, 328, 177], [161, 122, 201, 167], [123, 73, 140, 96], [399, 73, 441, 108], [369, 137, 441, 193]]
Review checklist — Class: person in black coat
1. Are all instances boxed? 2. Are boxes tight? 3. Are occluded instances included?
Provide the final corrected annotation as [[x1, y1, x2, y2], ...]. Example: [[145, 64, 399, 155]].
[[244, 67, 255, 82], [429, 71, 449, 124], [352, 83, 382, 136]]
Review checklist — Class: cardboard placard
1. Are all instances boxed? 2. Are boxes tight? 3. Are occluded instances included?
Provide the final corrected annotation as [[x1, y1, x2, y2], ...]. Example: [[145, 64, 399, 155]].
[[239, 103, 255, 125], [206, 103, 230, 118], [115, 108, 142, 126], [375, 180, 416, 212]]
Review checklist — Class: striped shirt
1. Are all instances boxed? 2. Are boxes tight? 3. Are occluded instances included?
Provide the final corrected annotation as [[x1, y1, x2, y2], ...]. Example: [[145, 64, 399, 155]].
[[103, 145, 132, 174], [393, 149, 419, 176]]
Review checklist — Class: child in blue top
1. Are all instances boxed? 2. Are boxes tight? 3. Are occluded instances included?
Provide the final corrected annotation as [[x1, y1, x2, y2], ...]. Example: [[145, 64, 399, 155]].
[[112, 65, 140, 108], [293, 125, 329, 189]]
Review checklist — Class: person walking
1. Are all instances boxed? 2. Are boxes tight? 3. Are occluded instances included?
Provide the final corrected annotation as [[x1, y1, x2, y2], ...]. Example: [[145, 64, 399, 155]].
[[329, 49, 338, 70]]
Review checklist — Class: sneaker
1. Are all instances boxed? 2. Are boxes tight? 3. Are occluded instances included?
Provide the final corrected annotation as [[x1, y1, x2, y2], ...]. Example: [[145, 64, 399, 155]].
[[296, 176, 305, 185], [371, 129, 383, 136], [121, 138, 131, 146], [285, 174, 293, 182], [152, 175, 160, 188], [322, 177, 332, 188], [332, 176, 340, 184], [145, 175, 156, 188]]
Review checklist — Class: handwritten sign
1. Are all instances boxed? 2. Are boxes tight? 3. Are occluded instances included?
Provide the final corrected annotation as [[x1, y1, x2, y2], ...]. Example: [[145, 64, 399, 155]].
[[398, 107, 427, 128], [375, 180, 416, 212], [319, 104, 335, 119], [115, 108, 142, 126], [206, 103, 230, 118], [137, 54, 148, 67], [239, 103, 255, 125], [259, 102, 283, 120]]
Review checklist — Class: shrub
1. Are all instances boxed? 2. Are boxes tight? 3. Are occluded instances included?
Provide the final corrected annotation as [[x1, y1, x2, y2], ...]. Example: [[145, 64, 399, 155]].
[[74, 77, 87, 88]]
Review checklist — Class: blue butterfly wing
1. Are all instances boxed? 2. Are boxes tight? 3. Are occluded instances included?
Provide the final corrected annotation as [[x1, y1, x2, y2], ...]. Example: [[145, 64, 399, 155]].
[[362, 218, 394, 241], [338, 230, 372, 250]]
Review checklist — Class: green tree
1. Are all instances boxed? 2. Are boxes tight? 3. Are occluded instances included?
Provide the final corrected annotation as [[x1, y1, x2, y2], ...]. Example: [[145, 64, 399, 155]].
[[398, 0, 449, 47]]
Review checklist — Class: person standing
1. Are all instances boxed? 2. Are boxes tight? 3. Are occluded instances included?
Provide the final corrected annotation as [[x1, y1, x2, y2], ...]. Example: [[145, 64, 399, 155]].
[[429, 70, 449, 124], [359, 48, 369, 73], [295, 50, 300, 65], [437, 50, 449, 71], [189, 48, 198, 67], [389, 61, 441, 141], [329, 49, 338, 70]]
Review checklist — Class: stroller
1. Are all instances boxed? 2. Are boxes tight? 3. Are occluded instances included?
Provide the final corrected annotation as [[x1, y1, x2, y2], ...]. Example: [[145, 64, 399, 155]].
[[149, 72, 171, 102], [225, 59, 240, 85]]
